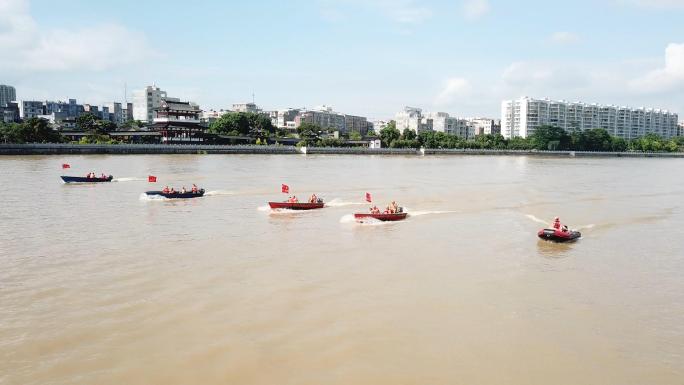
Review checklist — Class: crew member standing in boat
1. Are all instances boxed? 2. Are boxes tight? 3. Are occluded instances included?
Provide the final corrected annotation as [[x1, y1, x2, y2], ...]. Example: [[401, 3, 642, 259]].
[[191, 184, 198, 193], [163, 186, 170, 194]]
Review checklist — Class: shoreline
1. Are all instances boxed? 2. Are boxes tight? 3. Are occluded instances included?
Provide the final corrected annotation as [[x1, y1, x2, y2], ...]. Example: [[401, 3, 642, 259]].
[[1, 143, 683, 158]]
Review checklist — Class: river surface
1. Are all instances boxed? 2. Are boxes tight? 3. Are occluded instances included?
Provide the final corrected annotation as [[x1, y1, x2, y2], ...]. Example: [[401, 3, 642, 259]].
[[1, 154, 683, 385]]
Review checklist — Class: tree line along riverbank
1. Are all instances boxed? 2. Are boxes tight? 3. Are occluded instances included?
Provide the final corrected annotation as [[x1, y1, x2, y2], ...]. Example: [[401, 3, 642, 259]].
[[2, 115, 683, 153], [2, 143, 684, 158]]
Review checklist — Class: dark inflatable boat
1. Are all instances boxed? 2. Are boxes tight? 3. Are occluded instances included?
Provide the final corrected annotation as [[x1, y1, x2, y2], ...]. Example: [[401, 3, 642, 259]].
[[61, 175, 113, 183], [537, 228, 581, 243], [145, 189, 205, 199]]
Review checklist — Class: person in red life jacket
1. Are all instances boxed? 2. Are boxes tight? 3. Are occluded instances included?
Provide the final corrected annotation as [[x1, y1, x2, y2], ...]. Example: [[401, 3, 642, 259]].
[[552, 217, 562, 230], [291, 195, 299, 203], [100, 173, 106, 179], [169, 187, 176, 194], [191, 184, 198, 193], [162, 186, 170, 194]]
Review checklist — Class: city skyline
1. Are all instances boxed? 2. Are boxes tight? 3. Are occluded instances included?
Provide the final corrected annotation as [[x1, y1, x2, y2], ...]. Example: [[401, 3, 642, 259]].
[[1, 0, 684, 120]]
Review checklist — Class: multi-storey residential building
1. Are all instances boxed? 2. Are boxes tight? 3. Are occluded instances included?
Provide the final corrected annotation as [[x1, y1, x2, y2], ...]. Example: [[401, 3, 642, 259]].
[[20, 101, 45, 119], [422, 112, 472, 138], [294, 106, 370, 134], [0, 102, 20, 123], [232, 102, 260, 113], [467, 118, 499, 136], [133, 85, 179, 123], [201, 109, 230, 125], [272, 108, 300, 130], [371, 120, 388, 132], [501, 97, 679, 139], [0, 85, 16, 107], [104, 102, 124, 125], [344, 114, 371, 135], [678, 122, 684, 136], [296, 106, 346, 132], [396, 107, 474, 138], [395, 107, 425, 133], [123, 102, 134, 122]]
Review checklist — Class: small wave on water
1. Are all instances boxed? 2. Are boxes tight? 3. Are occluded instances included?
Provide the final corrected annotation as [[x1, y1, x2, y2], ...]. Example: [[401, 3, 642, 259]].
[[525, 214, 549, 225], [325, 198, 367, 207], [113, 177, 146, 182], [404, 207, 457, 217], [204, 190, 234, 196], [139, 193, 166, 201], [339, 214, 393, 226]]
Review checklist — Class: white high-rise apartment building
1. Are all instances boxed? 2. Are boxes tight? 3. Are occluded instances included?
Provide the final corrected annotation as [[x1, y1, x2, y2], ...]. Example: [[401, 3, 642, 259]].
[[133, 85, 179, 123], [422, 112, 472, 138], [395, 107, 425, 133], [501, 97, 679, 140], [0, 85, 17, 107]]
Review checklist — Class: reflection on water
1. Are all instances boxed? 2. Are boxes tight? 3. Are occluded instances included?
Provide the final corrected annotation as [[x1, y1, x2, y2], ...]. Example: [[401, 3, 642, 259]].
[[1, 154, 683, 385]]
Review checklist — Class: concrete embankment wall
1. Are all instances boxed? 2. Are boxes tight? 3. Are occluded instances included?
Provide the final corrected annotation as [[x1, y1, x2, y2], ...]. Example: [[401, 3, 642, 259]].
[[0, 143, 299, 155], [1, 144, 683, 158]]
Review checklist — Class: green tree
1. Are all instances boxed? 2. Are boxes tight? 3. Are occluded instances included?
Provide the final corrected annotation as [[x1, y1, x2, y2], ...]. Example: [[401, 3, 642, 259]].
[[580, 128, 612, 151], [401, 128, 417, 141], [1, 118, 63, 143], [76, 113, 100, 132], [529, 125, 571, 150], [296, 122, 322, 146], [379, 122, 401, 147], [348, 131, 362, 141], [610, 136, 628, 152], [209, 112, 249, 136]]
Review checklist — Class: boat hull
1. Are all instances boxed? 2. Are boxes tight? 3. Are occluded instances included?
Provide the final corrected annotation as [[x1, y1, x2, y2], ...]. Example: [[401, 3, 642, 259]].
[[268, 202, 325, 210], [537, 228, 581, 242], [146, 189, 205, 199], [61, 175, 113, 183], [354, 213, 407, 222]]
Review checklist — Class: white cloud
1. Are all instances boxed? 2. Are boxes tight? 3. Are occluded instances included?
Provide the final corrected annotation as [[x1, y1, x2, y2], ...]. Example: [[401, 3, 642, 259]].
[[549, 31, 579, 45], [630, 43, 684, 92], [502, 61, 593, 91], [462, 0, 491, 20], [0, 0, 155, 72], [435, 77, 472, 105]]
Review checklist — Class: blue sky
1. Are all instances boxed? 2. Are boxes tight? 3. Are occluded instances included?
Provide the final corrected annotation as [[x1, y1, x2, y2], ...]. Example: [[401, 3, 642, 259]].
[[1, 0, 683, 120]]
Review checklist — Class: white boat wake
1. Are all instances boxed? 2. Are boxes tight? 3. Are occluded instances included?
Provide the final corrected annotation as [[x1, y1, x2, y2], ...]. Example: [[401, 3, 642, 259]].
[[139, 193, 166, 201], [113, 177, 146, 182], [525, 214, 548, 225], [205, 190, 234, 196], [326, 198, 367, 207]]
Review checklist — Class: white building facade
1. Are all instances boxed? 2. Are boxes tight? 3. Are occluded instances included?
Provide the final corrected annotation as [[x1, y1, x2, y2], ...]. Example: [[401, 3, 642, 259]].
[[395, 107, 425, 133], [133, 85, 179, 123], [501, 97, 679, 139]]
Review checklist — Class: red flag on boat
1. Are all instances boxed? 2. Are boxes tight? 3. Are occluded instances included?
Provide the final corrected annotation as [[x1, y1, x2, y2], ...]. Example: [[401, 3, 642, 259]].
[[148, 175, 157, 183], [62, 163, 70, 169], [365, 192, 372, 202], [281, 184, 289, 194]]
